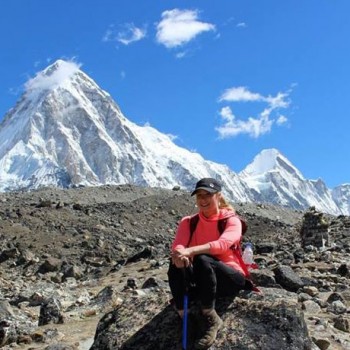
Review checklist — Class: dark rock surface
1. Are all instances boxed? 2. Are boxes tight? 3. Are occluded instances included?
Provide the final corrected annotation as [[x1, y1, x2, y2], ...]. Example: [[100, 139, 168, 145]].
[[0, 185, 349, 349]]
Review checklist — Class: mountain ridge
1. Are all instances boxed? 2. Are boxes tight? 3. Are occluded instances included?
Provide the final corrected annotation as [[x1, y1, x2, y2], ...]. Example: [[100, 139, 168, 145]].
[[0, 60, 349, 215]]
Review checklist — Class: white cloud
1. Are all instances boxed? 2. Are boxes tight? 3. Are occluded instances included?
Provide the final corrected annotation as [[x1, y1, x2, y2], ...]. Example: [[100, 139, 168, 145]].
[[175, 51, 188, 59], [216, 106, 273, 138], [219, 106, 234, 122], [265, 92, 289, 109], [219, 86, 263, 102], [156, 9, 215, 48], [236, 22, 247, 28], [276, 115, 288, 125], [24, 59, 81, 92], [216, 86, 291, 139], [103, 23, 146, 45]]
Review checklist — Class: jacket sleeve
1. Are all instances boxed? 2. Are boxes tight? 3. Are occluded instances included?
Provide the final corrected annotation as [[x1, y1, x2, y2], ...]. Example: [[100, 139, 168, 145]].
[[171, 216, 191, 252], [209, 216, 242, 254]]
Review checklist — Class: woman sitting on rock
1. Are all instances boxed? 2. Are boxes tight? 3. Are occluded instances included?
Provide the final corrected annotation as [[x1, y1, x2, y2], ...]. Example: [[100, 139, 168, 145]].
[[168, 178, 250, 349]]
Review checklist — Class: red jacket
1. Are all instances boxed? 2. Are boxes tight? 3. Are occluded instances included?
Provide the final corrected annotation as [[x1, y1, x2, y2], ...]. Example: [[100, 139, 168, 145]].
[[172, 208, 246, 276]]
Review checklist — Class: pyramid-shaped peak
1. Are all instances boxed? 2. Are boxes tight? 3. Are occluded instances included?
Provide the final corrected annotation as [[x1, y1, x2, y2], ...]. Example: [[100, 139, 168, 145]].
[[43, 59, 81, 75], [242, 148, 303, 178], [25, 60, 82, 93], [246, 148, 286, 173]]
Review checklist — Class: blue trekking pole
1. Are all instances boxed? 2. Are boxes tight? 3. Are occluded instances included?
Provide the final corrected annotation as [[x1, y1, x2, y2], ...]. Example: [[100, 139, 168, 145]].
[[182, 268, 189, 350]]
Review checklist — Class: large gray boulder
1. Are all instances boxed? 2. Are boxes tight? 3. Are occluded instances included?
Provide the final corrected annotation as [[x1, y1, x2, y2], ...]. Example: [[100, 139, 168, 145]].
[[90, 288, 312, 350]]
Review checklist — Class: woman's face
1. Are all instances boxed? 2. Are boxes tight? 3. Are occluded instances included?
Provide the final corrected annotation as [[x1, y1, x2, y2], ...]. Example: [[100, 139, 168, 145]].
[[195, 189, 220, 217]]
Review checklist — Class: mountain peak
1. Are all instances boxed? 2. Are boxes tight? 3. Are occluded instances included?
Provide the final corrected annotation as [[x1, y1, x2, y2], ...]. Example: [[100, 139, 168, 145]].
[[24, 60, 82, 94], [251, 148, 280, 172], [241, 148, 298, 176], [42, 59, 76, 74]]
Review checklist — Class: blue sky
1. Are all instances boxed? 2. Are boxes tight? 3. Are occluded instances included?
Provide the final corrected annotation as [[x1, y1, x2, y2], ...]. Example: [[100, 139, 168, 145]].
[[0, 0, 349, 188]]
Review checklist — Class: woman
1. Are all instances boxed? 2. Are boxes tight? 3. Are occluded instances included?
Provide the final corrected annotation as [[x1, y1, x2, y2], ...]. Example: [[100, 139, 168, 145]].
[[168, 178, 249, 349]]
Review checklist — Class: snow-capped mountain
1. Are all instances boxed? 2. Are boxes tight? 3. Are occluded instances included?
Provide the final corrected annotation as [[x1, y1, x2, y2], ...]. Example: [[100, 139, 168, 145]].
[[0, 60, 250, 201], [239, 149, 341, 214], [0, 60, 349, 215], [332, 184, 350, 216]]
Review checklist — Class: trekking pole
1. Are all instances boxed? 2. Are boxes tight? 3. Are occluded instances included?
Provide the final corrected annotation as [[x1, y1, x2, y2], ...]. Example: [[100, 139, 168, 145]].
[[182, 267, 189, 350]]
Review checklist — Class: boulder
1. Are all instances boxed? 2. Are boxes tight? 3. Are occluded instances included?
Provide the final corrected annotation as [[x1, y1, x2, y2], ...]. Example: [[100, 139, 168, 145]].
[[90, 288, 312, 350], [273, 265, 304, 292]]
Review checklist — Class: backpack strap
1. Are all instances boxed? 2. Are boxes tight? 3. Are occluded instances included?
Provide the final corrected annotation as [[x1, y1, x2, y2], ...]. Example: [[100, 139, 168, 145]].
[[221, 214, 247, 235], [187, 214, 200, 247], [217, 218, 228, 235], [239, 216, 248, 234]]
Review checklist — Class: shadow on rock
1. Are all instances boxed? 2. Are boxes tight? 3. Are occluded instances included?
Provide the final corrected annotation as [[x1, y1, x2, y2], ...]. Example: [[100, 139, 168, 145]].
[[90, 291, 182, 350]]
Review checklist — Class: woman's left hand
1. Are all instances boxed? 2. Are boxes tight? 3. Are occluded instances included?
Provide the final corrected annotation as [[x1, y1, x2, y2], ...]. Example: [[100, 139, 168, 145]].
[[171, 253, 190, 268], [171, 248, 193, 267], [173, 247, 192, 259]]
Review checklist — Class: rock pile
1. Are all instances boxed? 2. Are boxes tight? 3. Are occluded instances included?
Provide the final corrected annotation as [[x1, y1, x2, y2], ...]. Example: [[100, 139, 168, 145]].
[[300, 206, 330, 249], [0, 186, 349, 349]]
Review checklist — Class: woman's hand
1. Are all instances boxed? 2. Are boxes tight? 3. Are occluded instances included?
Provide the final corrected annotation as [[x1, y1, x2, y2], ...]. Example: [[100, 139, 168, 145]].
[[173, 255, 190, 268], [175, 247, 192, 258], [171, 243, 211, 268], [171, 248, 192, 268]]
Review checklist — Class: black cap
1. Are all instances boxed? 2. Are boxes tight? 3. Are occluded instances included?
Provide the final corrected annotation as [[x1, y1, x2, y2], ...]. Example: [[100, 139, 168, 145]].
[[191, 178, 222, 196]]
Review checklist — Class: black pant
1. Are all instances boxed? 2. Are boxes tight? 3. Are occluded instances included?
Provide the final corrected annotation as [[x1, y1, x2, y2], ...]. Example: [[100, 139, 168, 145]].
[[168, 254, 246, 310]]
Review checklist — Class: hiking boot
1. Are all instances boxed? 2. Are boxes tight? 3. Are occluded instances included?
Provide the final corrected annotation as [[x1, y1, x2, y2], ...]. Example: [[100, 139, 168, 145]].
[[195, 309, 223, 349]]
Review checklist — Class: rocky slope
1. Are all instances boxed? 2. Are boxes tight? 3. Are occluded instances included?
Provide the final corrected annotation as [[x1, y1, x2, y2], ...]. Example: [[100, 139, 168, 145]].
[[0, 185, 349, 349]]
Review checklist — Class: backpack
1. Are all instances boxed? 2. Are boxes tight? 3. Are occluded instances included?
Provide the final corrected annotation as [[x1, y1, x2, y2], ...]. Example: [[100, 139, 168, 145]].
[[187, 213, 260, 292]]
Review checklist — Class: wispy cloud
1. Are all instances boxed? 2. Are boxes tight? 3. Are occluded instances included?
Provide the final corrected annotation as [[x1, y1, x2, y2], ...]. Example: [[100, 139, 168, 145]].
[[219, 86, 263, 102], [25, 59, 81, 92], [175, 51, 188, 59], [166, 133, 178, 141], [103, 23, 146, 45], [156, 9, 215, 48], [236, 22, 247, 28], [276, 115, 288, 125], [216, 86, 291, 138]]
